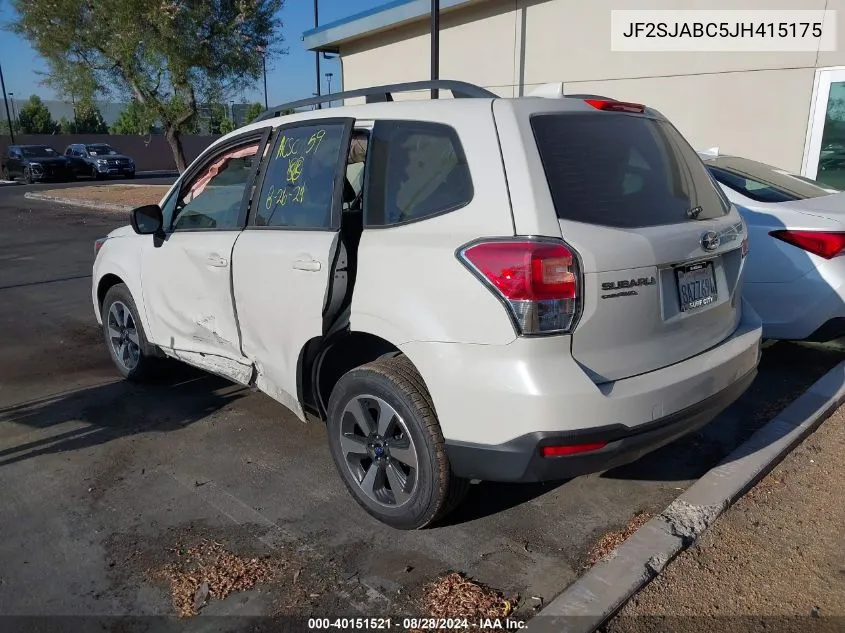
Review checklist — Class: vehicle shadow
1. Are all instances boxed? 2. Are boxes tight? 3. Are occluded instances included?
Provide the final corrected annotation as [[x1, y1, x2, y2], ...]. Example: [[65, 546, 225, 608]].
[[438, 479, 571, 526], [0, 364, 244, 468]]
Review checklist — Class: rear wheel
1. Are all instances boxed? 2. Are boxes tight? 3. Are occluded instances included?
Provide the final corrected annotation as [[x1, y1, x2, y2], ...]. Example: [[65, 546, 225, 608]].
[[326, 355, 469, 529], [101, 284, 156, 382], [1, 167, 10, 181]]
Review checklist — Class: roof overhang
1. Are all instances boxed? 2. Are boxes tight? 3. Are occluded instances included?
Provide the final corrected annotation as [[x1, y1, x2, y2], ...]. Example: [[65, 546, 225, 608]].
[[302, 0, 481, 53]]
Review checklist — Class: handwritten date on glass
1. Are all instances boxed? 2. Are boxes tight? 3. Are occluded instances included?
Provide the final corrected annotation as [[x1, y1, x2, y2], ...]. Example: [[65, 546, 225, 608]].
[[265, 183, 306, 210]]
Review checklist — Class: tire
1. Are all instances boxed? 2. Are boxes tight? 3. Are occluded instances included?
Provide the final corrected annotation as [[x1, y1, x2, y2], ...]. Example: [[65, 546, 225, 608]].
[[91, 166, 102, 180], [24, 168, 33, 184], [326, 355, 470, 529], [101, 283, 157, 382], [1, 167, 10, 181]]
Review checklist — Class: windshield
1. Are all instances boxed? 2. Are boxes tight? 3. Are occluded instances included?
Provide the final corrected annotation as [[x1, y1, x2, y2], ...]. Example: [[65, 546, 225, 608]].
[[705, 156, 836, 203], [86, 145, 118, 156], [21, 146, 59, 158]]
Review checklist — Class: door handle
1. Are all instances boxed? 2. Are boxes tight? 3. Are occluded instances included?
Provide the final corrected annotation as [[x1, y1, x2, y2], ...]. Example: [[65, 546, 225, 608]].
[[206, 254, 229, 267], [292, 259, 321, 272]]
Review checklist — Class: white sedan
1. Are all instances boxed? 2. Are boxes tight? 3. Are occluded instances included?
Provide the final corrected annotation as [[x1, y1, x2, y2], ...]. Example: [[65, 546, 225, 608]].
[[699, 148, 845, 341]]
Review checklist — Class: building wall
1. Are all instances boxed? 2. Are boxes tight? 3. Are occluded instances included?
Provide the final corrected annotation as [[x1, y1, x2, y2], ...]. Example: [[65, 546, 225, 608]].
[[0, 134, 221, 172], [337, 0, 845, 172]]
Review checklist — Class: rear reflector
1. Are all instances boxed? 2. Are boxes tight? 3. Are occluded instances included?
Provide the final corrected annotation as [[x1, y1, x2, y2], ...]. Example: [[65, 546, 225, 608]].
[[459, 240, 580, 335], [584, 99, 645, 114], [770, 230, 845, 259], [540, 442, 607, 457]]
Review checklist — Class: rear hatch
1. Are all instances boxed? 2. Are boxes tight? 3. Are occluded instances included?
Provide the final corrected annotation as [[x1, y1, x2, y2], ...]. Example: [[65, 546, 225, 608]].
[[504, 99, 747, 383]]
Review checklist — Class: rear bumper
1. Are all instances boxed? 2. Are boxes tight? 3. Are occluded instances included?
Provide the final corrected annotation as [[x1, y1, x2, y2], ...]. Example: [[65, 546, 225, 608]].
[[400, 298, 762, 481], [445, 366, 756, 482]]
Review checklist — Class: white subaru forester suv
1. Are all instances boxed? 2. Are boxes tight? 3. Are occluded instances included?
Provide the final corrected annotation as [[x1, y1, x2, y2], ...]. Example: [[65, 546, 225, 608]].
[[92, 81, 762, 529]]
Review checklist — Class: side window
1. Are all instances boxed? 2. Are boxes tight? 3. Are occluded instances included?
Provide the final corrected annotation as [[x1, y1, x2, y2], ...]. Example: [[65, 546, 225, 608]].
[[170, 141, 260, 231], [254, 122, 347, 228], [364, 121, 473, 227]]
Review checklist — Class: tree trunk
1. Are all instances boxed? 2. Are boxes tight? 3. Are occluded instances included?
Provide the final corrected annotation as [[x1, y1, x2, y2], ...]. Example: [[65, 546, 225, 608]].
[[165, 127, 188, 173]]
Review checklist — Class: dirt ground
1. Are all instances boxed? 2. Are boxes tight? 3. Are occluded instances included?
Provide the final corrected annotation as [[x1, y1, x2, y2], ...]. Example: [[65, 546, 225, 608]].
[[604, 406, 845, 631], [38, 184, 169, 207]]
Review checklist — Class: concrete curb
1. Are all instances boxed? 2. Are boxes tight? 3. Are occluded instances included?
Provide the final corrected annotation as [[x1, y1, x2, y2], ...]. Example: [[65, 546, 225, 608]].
[[24, 192, 133, 214], [525, 359, 845, 633]]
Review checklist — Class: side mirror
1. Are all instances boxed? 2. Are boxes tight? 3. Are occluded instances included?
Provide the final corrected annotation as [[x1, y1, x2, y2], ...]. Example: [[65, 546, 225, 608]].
[[131, 204, 164, 235]]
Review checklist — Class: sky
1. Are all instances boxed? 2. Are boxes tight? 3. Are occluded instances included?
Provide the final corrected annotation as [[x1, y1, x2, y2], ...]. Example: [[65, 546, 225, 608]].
[[0, 0, 387, 108]]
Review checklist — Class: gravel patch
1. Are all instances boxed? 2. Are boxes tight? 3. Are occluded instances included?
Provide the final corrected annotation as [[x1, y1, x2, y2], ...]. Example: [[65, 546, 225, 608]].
[[35, 184, 168, 208]]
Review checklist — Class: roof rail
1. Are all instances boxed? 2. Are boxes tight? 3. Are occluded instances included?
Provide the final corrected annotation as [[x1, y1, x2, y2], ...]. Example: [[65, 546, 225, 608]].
[[252, 80, 497, 122]]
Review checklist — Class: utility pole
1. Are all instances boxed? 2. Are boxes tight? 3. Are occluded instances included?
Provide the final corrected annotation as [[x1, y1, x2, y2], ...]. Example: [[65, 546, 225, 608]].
[[0, 64, 14, 144], [314, 0, 322, 109], [431, 0, 440, 99]]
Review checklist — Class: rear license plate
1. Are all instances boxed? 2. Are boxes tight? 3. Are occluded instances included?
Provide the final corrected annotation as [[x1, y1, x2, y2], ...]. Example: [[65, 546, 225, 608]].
[[676, 261, 717, 312]]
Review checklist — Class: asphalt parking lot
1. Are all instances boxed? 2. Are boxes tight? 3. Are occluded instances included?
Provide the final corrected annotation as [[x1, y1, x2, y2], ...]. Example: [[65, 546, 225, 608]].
[[1, 181, 843, 625]]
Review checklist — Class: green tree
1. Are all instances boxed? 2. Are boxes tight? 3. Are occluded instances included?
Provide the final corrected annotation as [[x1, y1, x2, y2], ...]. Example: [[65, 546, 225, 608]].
[[59, 116, 75, 134], [73, 97, 108, 134], [16, 95, 58, 134], [110, 100, 155, 135], [11, 0, 285, 171], [244, 102, 264, 122], [219, 116, 236, 135]]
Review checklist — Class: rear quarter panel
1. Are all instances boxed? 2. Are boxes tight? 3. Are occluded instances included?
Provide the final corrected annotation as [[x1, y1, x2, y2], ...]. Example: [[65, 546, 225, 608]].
[[351, 102, 518, 346]]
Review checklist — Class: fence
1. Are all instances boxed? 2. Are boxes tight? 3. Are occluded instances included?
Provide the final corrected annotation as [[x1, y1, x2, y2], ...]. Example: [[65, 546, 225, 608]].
[[0, 134, 222, 172]]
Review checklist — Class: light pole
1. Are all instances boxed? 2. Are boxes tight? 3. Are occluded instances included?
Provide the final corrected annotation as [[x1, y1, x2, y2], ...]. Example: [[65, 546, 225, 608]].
[[229, 100, 235, 124], [314, 0, 322, 109], [0, 64, 14, 144], [325, 72, 333, 106], [8, 92, 16, 134], [262, 52, 268, 109], [256, 45, 268, 109], [431, 0, 440, 99]]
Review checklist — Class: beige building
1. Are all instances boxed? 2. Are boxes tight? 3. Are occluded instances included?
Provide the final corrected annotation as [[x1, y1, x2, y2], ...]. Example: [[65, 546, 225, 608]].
[[304, 0, 845, 188]]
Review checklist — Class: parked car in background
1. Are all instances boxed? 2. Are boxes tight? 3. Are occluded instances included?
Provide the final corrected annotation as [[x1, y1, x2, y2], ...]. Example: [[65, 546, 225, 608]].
[[64, 143, 136, 180], [1, 145, 75, 183], [700, 147, 845, 341], [92, 82, 761, 529]]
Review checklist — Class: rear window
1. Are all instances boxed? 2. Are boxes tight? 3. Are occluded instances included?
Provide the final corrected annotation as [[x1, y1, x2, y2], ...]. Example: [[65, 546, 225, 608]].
[[705, 156, 834, 203], [531, 113, 728, 228]]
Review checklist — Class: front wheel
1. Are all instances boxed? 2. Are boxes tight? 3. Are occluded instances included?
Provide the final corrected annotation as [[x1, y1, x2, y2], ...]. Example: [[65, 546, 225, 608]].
[[326, 355, 469, 530], [101, 283, 157, 381], [24, 168, 33, 184]]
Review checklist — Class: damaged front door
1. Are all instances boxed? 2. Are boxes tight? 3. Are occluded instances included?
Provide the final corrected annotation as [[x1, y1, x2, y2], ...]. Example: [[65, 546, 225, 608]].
[[140, 134, 267, 383]]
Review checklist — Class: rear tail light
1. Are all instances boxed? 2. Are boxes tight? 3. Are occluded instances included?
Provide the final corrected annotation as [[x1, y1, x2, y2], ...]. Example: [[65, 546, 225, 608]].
[[458, 239, 580, 335], [540, 442, 607, 457], [770, 230, 845, 259], [584, 99, 645, 113], [94, 237, 108, 255]]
